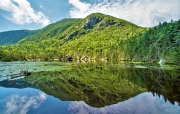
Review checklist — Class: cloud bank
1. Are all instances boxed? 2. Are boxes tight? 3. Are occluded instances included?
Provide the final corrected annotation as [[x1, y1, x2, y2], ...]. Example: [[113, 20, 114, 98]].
[[0, 0, 50, 26], [68, 0, 179, 27], [5, 92, 46, 114]]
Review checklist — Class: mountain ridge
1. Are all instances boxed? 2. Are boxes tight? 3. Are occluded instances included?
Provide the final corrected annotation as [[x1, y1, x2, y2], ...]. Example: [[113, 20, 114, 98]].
[[0, 29, 39, 45]]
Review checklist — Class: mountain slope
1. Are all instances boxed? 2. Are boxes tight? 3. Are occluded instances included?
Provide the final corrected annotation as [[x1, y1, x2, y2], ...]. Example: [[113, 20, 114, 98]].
[[18, 18, 82, 44], [0, 30, 38, 45], [55, 13, 146, 59]]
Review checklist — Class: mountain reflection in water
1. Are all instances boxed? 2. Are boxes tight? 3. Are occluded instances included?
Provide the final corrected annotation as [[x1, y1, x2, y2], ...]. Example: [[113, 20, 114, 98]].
[[0, 62, 180, 114], [68, 92, 180, 114]]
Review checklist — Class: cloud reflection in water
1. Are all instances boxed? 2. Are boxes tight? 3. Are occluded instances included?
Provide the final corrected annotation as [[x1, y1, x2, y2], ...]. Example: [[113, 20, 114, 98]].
[[68, 92, 180, 114], [5, 92, 46, 114]]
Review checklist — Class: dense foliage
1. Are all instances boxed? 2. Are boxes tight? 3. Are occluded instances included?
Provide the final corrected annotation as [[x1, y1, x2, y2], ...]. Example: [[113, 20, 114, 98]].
[[130, 19, 180, 63], [0, 13, 179, 64], [0, 30, 38, 45]]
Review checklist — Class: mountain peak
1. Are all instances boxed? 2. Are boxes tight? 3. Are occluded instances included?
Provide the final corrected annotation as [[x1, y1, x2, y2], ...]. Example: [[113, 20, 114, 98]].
[[82, 12, 130, 30], [83, 15, 103, 29]]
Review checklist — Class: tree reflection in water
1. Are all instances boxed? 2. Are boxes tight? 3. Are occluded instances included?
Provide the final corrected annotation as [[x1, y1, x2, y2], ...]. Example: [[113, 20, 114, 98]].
[[20, 62, 180, 107]]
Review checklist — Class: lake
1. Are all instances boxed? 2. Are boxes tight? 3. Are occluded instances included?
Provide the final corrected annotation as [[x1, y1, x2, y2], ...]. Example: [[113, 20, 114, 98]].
[[0, 61, 180, 114]]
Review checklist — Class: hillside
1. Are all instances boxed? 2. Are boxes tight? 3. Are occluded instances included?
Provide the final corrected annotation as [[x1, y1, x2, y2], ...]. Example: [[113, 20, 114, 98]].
[[0, 30, 38, 45], [0, 13, 179, 64], [18, 18, 82, 44], [55, 13, 146, 60]]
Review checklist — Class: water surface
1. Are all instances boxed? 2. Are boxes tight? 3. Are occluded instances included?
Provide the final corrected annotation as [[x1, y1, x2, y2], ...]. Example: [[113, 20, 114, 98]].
[[0, 62, 180, 114]]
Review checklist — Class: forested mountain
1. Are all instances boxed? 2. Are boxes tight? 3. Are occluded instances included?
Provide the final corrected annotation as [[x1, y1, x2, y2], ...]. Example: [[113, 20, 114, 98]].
[[0, 30, 38, 45], [0, 13, 179, 64]]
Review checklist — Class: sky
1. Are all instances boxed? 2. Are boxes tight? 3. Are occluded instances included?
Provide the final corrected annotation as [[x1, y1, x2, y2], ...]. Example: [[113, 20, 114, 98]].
[[0, 0, 179, 32]]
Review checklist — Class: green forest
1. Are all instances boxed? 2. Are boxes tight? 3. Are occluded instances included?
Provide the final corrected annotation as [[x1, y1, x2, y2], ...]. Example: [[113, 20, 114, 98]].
[[0, 13, 179, 64]]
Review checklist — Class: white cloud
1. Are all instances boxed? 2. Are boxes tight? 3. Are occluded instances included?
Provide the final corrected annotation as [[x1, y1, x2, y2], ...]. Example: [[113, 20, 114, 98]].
[[5, 92, 46, 114], [0, 0, 50, 26], [68, 0, 179, 27]]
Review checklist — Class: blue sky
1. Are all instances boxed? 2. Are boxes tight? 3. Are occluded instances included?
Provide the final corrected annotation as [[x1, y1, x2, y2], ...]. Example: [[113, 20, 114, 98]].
[[0, 0, 179, 32]]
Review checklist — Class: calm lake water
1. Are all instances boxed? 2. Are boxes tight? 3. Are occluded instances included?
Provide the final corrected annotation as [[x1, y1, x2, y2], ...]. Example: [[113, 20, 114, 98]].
[[0, 61, 180, 114]]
